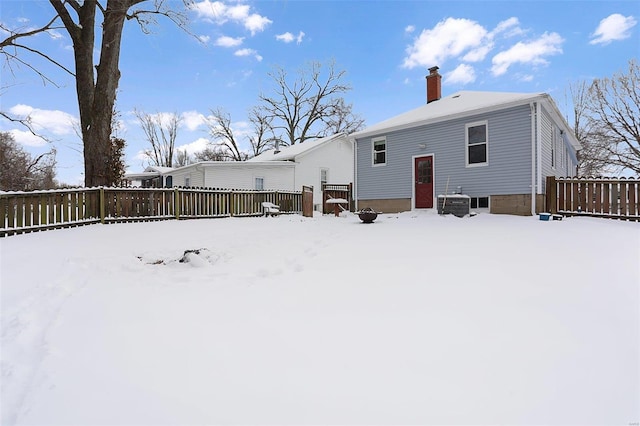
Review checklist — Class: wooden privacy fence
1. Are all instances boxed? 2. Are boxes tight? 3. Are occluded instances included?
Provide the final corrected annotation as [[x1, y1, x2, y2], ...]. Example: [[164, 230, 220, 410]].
[[546, 176, 640, 221], [1, 187, 303, 237]]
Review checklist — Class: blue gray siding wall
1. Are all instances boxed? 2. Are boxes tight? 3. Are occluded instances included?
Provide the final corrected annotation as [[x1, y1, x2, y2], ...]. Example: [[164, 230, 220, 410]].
[[356, 104, 534, 201]]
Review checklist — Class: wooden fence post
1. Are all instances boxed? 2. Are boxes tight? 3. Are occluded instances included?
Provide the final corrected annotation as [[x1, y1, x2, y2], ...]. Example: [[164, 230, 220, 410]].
[[545, 176, 557, 214], [99, 187, 106, 224], [174, 188, 180, 220]]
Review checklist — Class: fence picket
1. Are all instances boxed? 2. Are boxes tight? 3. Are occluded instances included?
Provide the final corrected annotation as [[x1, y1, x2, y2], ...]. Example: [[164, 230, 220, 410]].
[[547, 176, 639, 221], [1, 187, 303, 236]]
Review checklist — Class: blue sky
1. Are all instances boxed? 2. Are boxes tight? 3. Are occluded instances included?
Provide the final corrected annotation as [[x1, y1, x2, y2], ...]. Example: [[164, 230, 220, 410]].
[[1, 0, 638, 185]]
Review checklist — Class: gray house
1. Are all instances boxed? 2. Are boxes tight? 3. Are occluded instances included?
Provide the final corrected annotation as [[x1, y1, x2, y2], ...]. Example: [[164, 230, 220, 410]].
[[351, 67, 580, 216]]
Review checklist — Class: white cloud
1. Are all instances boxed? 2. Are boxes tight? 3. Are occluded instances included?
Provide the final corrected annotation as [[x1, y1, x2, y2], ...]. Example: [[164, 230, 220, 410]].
[[215, 35, 243, 47], [590, 13, 637, 45], [8, 104, 78, 137], [190, 0, 272, 35], [175, 137, 210, 156], [198, 35, 211, 43], [9, 129, 48, 147], [445, 64, 476, 85], [462, 44, 493, 62], [491, 32, 563, 76], [48, 30, 64, 40], [276, 32, 294, 43], [402, 18, 489, 68], [405, 25, 415, 34], [491, 17, 524, 38], [275, 31, 305, 44], [402, 17, 530, 72], [244, 13, 272, 35], [181, 111, 207, 131], [234, 48, 262, 61]]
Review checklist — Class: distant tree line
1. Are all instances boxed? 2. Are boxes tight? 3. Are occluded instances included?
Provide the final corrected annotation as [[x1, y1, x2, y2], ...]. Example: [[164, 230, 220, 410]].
[[0, 132, 57, 191]]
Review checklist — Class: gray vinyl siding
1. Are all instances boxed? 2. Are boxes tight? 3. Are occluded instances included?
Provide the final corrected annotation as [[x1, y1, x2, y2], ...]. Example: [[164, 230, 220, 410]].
[[356, 104, 533, 200], [539, 106, 578, 193]]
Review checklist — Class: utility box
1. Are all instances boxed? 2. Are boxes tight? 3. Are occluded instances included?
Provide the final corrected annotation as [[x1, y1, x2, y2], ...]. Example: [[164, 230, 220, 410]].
[[437, 195, 470, 217]]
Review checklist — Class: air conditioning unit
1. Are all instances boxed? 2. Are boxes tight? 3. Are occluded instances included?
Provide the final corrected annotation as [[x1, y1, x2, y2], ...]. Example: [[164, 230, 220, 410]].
[[437, 194, 470, 217]]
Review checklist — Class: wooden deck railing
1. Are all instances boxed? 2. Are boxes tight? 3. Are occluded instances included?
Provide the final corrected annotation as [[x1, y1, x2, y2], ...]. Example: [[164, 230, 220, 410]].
[[545, 176, 640, 221], [1, 187, 302, 236]]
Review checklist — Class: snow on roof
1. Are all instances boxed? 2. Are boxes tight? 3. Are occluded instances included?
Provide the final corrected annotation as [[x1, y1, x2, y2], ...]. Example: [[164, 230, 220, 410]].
[[248, 133, 346, 162], [145, 166, 174, 173], [351, 91, 547, 139]]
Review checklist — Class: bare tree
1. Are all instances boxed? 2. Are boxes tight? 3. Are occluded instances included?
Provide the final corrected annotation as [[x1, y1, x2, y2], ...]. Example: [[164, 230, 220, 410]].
[[569, 81, 611, 176], [259, 60, 355, 145], [194, 146, 227, 162], [0, 132, 57, 190], [135, 110, 182, 167], [1, 0, 190, 186], [321, 98, 365, 136], [173, 148, 192, 167], [584, 59, 640, 174], [205, 108, 248, 161], [247, 106, 276, 157]]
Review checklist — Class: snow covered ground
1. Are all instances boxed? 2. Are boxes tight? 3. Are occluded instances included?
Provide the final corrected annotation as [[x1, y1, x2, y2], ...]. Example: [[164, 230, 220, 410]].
[[1, 211, 638, 425]]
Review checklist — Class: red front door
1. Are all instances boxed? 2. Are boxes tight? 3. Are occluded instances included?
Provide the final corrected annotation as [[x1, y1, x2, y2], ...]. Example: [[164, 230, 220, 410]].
[[415, 156, 433, 208]]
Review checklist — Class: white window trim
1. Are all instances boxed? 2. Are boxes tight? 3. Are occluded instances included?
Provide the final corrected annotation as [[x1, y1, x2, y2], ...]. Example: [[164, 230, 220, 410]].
[[320, 168, 329, 185], [372, 136, 387, 167], [184, 174, 191, 187], [465, 120, 488, 168], [254, 176, 264, 191]]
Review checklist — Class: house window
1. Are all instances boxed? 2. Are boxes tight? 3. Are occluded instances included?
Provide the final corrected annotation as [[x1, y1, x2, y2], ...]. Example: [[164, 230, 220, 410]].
[[255, 177, 264, 190], [466, 121, 488, 166], [372, 137, 386, 166], [470, 197, 489, 209], [184, 175, 191, 187], [320, 168, 328, 187]]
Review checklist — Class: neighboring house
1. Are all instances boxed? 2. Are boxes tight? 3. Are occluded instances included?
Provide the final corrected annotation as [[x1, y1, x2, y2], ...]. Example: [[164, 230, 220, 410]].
[[124, 166, 174, 188], [248, 133, 353, 209], [350, 66, 580, 216], [126, 133, 353, 210]]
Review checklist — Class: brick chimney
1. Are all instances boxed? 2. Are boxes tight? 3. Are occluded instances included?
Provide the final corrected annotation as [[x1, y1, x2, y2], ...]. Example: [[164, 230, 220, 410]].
[[426, 66, 441, 103]]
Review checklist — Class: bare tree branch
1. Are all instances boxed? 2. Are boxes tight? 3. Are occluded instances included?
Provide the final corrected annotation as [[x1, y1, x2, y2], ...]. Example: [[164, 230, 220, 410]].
[[205, 108, 248, 161], [585, 59, 640, 174], [135, 109, 182, 167], [259, 60, 356, 145]]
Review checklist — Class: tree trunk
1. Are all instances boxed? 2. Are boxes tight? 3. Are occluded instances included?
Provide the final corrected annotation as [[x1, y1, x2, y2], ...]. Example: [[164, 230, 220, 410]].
[[76, 1, 127, 187]]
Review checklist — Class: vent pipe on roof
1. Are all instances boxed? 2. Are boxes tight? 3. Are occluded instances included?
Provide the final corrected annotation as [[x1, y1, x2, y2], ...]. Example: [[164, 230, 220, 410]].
[[426, 66, 442, 104], [274, 140, 280, 154]]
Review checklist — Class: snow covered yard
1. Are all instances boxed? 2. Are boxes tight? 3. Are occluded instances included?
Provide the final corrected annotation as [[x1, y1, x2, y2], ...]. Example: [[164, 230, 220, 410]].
[[1, 211, 638, 425]]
